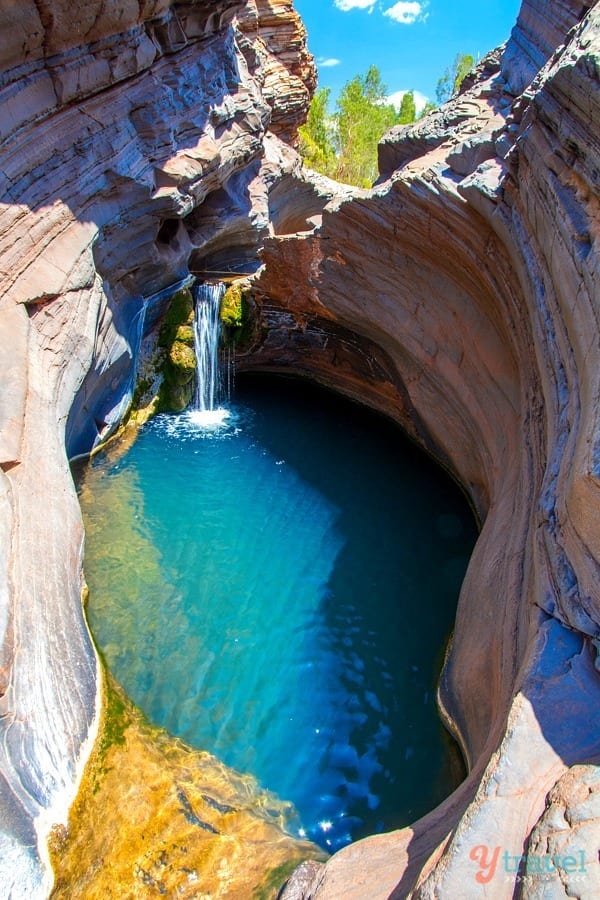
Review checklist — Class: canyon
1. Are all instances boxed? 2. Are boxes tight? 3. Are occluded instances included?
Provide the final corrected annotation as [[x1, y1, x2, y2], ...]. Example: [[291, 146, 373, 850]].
[[0, 0, 599, 897]]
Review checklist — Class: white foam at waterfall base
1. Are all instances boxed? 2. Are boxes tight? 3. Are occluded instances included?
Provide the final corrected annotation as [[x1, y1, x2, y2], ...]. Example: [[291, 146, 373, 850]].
[[188, 408, 230, 428], [156, 405, 247, 442]]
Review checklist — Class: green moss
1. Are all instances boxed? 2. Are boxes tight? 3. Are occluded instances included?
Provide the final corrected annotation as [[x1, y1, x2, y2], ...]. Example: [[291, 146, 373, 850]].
[[125, 287, 196, 414], [158, 378, 194, 412], [158, 288, 194, 348], [220, 279, 255, 352], [254, 858, 320, 900], [220, 282, 245, 328], [97, 679, 128, 767], [132, 375, 152, 402], [154, 289, 198, 411], [166, 341, 196, 384], [174, 323, 194, 346], [123, 286, 198, 425], [130, 373, 157, 412]]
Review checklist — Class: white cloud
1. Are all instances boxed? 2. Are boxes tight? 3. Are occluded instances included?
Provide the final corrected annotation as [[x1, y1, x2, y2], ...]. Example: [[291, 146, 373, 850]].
[[318, 57, 342, 67], [334, 0, 376, 12], [387, 89, 430, 115], [383, 1, 428, 24]]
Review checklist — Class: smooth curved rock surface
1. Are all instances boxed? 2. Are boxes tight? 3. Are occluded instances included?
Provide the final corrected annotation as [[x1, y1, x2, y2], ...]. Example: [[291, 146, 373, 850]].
[[1, 0, 599, 897], [0, 0, 315, 895], [238, 4, 600, 896]]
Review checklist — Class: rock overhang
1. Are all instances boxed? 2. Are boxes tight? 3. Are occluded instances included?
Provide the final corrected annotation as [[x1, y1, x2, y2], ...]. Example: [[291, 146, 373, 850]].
[[0, 0, 599, 897]]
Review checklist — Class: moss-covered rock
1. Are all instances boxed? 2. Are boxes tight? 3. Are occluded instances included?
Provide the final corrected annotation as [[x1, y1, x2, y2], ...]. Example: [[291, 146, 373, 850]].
[[159, 378, 194, 412], [107, 286, 199, 443], [220, 278, 255, 352], [174, 323, 194, 346], [166, 341, 196, 385], [158, 287, 194, 348], [150, 287, 198, 412], [220, 281, 246, 328]]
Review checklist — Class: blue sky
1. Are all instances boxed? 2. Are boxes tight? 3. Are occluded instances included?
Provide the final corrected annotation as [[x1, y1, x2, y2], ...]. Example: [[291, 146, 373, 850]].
[[295, 0, 521, 111]]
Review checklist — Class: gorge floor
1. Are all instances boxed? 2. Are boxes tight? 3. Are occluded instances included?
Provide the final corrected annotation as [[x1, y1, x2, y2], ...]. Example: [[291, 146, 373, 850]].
[[77, 374, 478, 852]]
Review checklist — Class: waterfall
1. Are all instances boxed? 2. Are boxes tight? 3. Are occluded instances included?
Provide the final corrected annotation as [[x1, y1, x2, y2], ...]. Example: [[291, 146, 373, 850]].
[[191, 282, 229, 426]]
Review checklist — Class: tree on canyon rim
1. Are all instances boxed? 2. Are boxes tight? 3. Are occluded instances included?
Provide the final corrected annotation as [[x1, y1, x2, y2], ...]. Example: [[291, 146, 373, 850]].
[[298, 86, 337, 175], [299, 65, 398, 187], [397, 90, 417, 124], [435, 52, 475, 104], [300, 54, 475, 187]]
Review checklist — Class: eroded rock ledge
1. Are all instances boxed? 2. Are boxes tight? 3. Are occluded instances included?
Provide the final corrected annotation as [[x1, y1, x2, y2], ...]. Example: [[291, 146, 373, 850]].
[[243, 3, 600, 896], [0, 0, 599, 897], [0, 0, 316, 895]]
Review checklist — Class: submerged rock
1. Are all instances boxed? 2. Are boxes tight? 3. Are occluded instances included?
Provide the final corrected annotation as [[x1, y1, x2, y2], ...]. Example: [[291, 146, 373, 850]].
[[0, 0, 317, 894], [0, 0, 599, 897], [49, 673, 324, 899]]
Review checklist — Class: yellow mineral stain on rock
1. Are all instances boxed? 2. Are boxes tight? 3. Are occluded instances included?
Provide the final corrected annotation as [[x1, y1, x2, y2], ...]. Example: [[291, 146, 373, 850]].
[[49, 673, 326, 898]]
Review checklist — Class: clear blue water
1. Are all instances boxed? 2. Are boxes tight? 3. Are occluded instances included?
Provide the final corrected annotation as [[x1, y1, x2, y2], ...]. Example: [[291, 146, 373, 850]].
[[80, 374, 477, 851]]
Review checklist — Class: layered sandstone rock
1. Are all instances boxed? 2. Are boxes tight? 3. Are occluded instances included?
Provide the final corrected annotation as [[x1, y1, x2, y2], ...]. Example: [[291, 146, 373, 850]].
[[240, 3, 600, 897], [237, 0, 317, 146], [0, 0, 315, 896], [501, 0, 591, 93], [1, 0, 599, 898]]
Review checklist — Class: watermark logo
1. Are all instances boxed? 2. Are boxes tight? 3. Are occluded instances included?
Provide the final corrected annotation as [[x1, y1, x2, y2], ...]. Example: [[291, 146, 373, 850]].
[[469, 846, 588, 884], [469, 846, 501, 884]]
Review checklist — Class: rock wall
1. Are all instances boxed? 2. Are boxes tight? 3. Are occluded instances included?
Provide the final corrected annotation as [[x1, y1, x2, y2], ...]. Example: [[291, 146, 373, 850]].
[[0, 0, 315, 895], [1, 0, 599, 898], [237, 0, 317, 145], [501, 0, 591, 93], [241, 4, 600, 897]]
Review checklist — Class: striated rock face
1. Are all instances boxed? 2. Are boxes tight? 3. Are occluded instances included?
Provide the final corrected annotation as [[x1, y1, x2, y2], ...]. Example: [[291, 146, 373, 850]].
[[0, 0, 315, 895], [236, 3, 600, 898], [237, 0, 317, 146], [378, 48, 507, 177], [501, 0, 592, 93], [1, 0, 599, 898]]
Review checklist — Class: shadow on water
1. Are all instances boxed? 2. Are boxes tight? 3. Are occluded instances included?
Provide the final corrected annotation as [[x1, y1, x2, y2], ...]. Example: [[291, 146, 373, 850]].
[[78, 371, 478, 854], [232, 373, 478, 847]]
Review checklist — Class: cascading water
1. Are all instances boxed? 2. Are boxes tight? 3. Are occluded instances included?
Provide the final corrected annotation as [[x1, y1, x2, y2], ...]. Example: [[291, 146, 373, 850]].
[[191, 282, 229, 426]]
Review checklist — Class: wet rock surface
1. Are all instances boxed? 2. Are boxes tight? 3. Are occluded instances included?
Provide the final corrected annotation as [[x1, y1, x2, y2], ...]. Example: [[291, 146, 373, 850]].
[[1, 0, 599, 897], [0, 0, 316, 895], [239, 4, 600, 897], [49, 673, 324, 900]]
